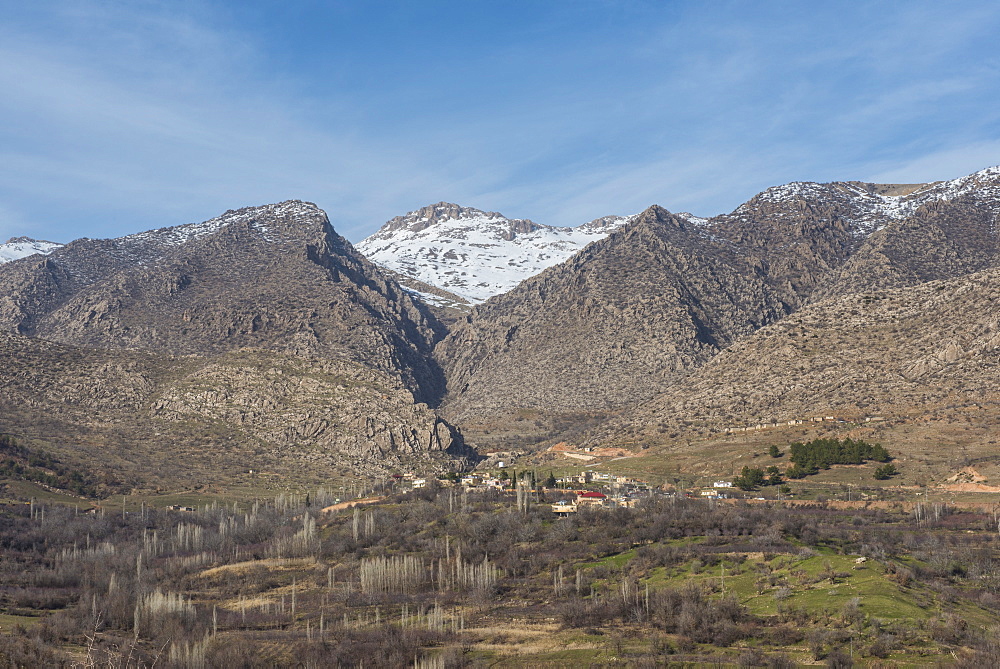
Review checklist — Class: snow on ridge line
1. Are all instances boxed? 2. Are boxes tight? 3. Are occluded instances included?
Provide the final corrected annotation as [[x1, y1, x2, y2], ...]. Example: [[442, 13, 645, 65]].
[[1, 202, 322, 264], [674, 212, 709, 226], [120, 200, 320, 248], [741, 165, 1000, 216], [357, 207, 635, 303], [730, 165, 1000, 238], [0, 239, 63, 264]]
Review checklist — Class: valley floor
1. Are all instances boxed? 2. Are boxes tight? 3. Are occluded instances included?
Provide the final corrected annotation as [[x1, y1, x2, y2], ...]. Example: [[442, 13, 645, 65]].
[[2, 481, 1000, 667]]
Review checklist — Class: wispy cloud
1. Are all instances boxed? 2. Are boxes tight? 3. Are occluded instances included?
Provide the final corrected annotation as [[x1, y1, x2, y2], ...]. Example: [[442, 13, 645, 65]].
[[866, 141, 1000, 184], [1, 1, 999, 242], [0, 9, 456, 240]]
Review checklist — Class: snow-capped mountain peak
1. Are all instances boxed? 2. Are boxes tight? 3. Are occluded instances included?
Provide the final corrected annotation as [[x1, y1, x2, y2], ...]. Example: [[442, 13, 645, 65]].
[[357, 203, 632, 304], [0, 237, 63, 264]]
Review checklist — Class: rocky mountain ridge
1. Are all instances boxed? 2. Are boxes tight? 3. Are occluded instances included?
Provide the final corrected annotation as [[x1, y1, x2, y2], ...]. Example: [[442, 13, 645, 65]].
[[436, 166, 1000, 448], [0, 200, 447, 403], [0, 202, 473, 486], [5, 165, 1000, 488], [353, 169, 1000, 312], [435, 205, 790, 420]]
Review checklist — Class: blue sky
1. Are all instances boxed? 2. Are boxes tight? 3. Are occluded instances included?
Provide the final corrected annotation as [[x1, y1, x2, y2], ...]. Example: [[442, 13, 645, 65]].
[[2, 1, 999, 243]]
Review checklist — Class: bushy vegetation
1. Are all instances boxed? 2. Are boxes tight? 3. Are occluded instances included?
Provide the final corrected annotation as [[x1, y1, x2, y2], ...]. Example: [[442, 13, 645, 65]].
[[733, 465, 784, 491], [1, 483, 999, 666], [874, 463, 898, 480], [786, 437, 892, 479], [0, 434, 112, 497]]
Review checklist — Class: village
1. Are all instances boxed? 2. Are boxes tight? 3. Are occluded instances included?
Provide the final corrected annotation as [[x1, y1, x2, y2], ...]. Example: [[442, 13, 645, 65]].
[[384, 468, 743, 515]]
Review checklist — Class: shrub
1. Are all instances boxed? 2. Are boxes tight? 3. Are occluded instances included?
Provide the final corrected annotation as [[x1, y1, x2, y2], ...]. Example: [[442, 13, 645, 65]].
[[874, 464, 898, 480]]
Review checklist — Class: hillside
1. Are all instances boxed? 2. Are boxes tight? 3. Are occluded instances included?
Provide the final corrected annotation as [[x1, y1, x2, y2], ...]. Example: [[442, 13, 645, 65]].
[[435, 206, 789, 423], [585, 267, 1000, 480], [435, 167, 1000, 449], [4, 167, 1000, 486], [0, 202, 476, 489], [0, 201, 446, 404], [0, 330, 469, 490]]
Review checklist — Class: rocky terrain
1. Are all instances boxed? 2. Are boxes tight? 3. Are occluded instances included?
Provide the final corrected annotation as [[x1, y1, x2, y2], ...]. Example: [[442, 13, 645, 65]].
[[0, 203, 473, 487], [0, 201, 447, 403], [0, 330, 467, 490], [590, 268, 1000, 449], [435, 206, 789, 420], [4, 166, 1000, 489], [435, 167, 1000, 447]]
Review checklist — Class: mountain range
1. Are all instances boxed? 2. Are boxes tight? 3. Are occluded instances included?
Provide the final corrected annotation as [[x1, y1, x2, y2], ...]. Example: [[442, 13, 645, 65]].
[[3, 166, 1000, 491]]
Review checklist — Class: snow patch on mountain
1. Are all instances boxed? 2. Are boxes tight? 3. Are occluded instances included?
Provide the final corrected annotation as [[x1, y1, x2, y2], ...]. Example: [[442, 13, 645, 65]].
[[675, 212, 710, 226], [733, 166, 1000, 238], [120, 200, 315, 249], [357, 203, 632, 303], [0, 237, 62, 264]]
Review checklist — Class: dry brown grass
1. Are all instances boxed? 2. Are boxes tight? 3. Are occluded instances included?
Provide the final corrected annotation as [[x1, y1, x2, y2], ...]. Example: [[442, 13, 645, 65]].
[[198, 557, 318, 578]]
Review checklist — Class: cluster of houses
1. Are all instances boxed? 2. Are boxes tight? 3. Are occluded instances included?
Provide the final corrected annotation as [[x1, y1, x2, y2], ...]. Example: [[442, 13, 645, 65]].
[[554, 471, 646, 487], [551, 490, 628, 515], [388, 469, 653, 513], [387, 468, 785, 511]]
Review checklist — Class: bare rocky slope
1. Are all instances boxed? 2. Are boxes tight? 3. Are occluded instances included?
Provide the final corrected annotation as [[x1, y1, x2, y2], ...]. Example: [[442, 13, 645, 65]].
[[5, 167, 1000, 485], [435, 206, 790, 418], [583, 267, 1000, 472], [436, 167, 1000, 448], [0, 331, 465, 489], [0, 202, 473, 487], [0, 201, 446, 403]]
